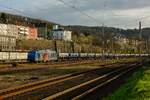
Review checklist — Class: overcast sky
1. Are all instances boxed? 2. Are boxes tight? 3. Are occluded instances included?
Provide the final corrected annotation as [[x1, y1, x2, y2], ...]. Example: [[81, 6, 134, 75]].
[[0, 0, 150, 29]]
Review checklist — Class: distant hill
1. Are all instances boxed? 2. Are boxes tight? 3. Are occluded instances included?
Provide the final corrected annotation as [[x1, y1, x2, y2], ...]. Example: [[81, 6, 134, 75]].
[[1, 12, 150, 40], [0, 12, 57, 27], [65, 25, 150, 40]]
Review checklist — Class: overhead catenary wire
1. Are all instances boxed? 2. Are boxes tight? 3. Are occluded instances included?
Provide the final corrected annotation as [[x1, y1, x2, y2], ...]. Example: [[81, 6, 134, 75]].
[[1, 0, 150, 29], [56, 0, 102, 26], [0, 2, 68, 25], [0, 1, 134, 28], [0, 4, 31, 17], [107, 8, 150, 28], [0, 3, 47, 22], [72, 0, 78, 8], [56, 0, 141, 29]]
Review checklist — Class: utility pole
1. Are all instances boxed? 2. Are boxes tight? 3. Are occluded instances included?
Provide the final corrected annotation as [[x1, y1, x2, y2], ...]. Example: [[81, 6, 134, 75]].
[[54, 40, 57, 53], [102, 24, 105, 54], [148, 36, 150, 53], [102, 3, 105, 54], [101, 23, 105, 60], [139, 21, 142, 40], [102, 2, 106, 58], [139, 21, 142, 54], [71, 41, 75, 53]]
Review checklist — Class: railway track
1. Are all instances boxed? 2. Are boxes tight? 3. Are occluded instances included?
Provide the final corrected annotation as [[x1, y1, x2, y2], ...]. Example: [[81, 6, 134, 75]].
[[43, 62, 142, 100], [0, 59, 105, 74], [0, 61, 143, 100], [0, 59, 133, 74], [0, 59, 138, 74]]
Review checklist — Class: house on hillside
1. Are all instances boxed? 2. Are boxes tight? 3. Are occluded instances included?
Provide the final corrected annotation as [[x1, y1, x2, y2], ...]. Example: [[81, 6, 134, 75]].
[[50, 25, 72, 41], [18, 26, 38, 40]]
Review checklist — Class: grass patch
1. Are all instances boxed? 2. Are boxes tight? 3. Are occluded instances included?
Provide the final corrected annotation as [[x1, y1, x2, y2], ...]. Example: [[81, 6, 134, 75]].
[[106, 65, 150, 100]]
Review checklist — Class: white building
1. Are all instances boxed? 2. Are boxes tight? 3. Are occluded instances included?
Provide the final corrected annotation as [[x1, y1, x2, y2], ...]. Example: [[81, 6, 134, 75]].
[[0, 23, 17, 51], [51, 25, 72, 41], [18, 26, 29, 39]]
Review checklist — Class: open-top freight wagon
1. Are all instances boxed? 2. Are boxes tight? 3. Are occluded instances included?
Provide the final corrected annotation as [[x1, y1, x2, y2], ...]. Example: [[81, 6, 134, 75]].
[[0, 51, 28, 63]]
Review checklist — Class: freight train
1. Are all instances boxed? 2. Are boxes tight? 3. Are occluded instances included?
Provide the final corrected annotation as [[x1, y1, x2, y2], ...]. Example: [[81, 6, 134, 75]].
[[0, 50, 149, 63], [0, 51, 27, 63]]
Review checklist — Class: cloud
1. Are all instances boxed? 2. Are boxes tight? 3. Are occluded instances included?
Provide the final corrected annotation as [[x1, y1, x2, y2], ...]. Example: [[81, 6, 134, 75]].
[[0, 0, 150, 28]]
